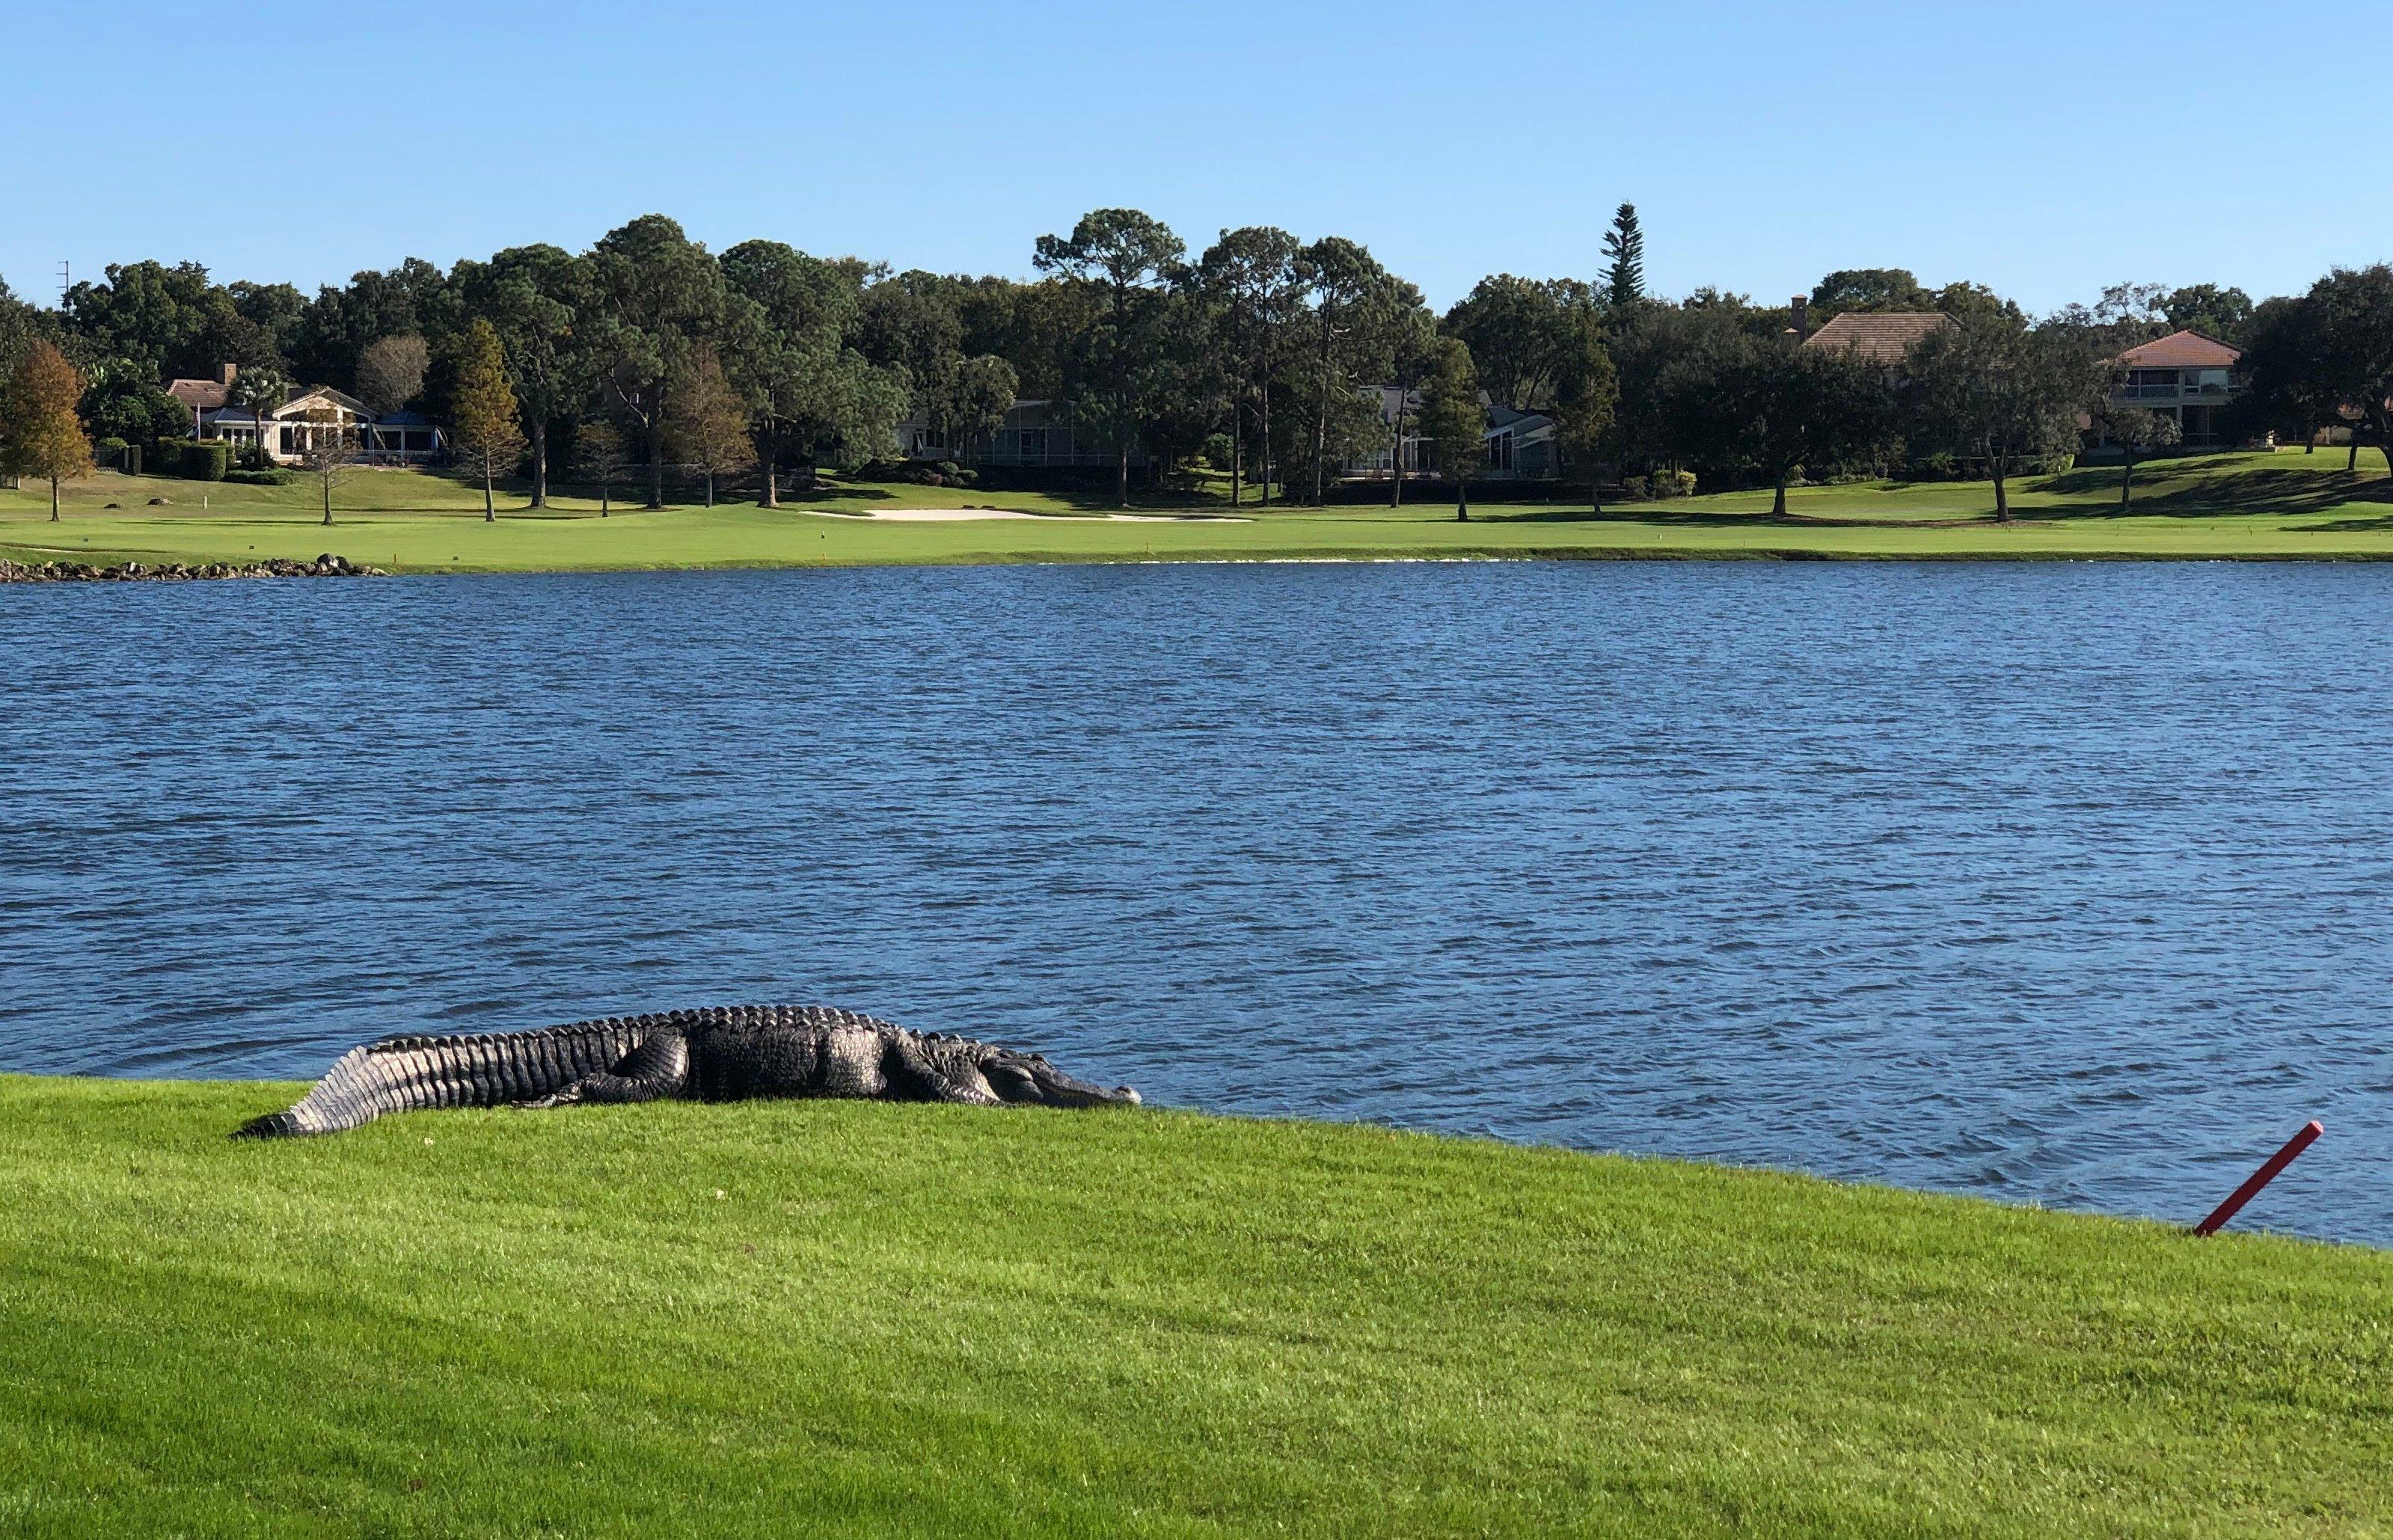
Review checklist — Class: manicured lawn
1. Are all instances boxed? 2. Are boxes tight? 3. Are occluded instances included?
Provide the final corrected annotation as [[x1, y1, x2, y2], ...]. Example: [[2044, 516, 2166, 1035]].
[[4, 452, 2392, 572], [0, 1074, 2387, 1535]]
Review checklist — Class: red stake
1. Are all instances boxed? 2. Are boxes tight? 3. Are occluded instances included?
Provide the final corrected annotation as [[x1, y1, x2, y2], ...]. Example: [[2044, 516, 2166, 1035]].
[[2193, 1120, 2323, 1236]]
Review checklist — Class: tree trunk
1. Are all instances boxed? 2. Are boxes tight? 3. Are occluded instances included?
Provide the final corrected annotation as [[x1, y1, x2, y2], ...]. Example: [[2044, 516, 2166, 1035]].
[[1590, 463, 1603, 517], [483, 461, 495, 521], [2347, 438, 2359, 473], [1455, 485, 1468, 522], [529, 420, 548, 509], [759, 444, 778, 509], [49, 476, 60, 521], [1229, 409, 1243, 509], [1259, 378, 1272, 507], [322, 478, 333, 527], [1992, 465, 2010, 523], [1771, 479, 1788, 518], [706, 473, 716, 508], [1314, 322, 1330, 506], [1391, 402, 1404, 509], [2120, 454, 2133, 510], [1117, 443, 1128, 510], [601, 480, 610, 517], [647, 422, 666, 509]]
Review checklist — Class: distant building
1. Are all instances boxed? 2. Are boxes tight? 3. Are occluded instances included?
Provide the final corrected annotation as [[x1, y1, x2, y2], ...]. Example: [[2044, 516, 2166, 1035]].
[[1798, 310, 1954, 365], [899, 399, 1154, 471], [165, 364, 447, 465], [1343, 387, 1558, 482], [2100, 330, 2245, 448]]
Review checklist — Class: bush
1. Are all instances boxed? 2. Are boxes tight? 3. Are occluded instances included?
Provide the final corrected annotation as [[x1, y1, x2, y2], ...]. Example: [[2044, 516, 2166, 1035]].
[[149, 440, 231, 481], [854, 458, 956, 486], [1652, 470, 1697, 499], [1201, 433, 1234, 470], [222, 469, 295, 487], [94, 437, 128, 470], [1621, 475, 1649, 500]]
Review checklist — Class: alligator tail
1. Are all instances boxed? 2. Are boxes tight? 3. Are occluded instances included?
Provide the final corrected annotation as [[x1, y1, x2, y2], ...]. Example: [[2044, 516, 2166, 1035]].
[[233, 1020, 648, 1138]]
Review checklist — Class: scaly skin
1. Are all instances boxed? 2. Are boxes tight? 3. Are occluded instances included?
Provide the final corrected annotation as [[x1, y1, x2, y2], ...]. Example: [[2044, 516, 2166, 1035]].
[[233, 1004, 1140, 1138]]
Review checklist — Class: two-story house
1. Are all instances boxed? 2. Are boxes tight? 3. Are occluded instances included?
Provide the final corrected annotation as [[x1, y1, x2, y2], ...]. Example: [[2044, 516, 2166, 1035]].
[[2100, 330, 2244, 448]]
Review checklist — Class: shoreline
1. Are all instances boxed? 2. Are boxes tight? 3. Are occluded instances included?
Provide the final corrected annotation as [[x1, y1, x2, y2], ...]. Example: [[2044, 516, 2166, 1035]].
[[30, 1067, 2359, 1247], [4, 1070, 2387, 1530], [15, 544, 2393, 581]]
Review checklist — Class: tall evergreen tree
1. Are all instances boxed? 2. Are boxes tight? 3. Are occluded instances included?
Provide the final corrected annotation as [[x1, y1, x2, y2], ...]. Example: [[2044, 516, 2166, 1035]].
[[1416, 337, 1486, 484], [0, 340, 92, 521], [1035, 209, 1185, 507], [589, 215, 727, 509], [1601, 204, 1646, 308], [450, 319, 525, 521], [1195, 227, 1302, 506], [453, 245, 596, 508]]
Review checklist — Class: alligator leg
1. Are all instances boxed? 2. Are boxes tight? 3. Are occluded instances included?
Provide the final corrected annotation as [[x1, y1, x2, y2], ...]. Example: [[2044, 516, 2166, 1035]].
[[517, 1032, 691, 1109], [886, 1034, 1002, 1105]]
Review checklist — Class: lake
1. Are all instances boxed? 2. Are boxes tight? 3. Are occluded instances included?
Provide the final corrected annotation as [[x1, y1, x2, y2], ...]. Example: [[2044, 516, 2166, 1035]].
[[3, 561, 2389, 1244]]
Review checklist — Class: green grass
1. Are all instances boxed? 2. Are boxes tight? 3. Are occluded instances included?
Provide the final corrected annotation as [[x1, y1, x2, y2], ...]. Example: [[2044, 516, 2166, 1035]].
[[2, 1075, 2389, 1535], [4, 450, 2392, 573]]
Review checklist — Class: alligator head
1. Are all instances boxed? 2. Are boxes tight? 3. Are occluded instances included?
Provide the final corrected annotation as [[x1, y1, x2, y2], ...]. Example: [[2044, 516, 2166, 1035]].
[[978, 1046, 1142, 1108]]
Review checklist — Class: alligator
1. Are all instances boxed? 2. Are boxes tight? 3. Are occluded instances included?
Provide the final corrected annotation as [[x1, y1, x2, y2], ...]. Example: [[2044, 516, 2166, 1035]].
[[234, 1004, 1140, 1138]]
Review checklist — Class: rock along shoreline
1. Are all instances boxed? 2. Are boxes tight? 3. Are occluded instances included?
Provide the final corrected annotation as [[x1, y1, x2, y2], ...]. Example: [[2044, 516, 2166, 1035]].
[[0, 555, 384, 583]]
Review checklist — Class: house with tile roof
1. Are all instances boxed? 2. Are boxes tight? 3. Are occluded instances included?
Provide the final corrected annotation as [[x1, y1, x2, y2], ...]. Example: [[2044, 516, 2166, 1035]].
[[1798, 310, 1954, 366], [2100, 330, 2245, 448]]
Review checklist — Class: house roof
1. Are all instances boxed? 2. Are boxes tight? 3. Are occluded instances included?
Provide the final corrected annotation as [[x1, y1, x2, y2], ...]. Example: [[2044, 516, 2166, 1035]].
[[1801, 310, 1952, 364], [2113, 329, 2241, 369], [280, 385, 367, 416], [166, 378, 233, 412]]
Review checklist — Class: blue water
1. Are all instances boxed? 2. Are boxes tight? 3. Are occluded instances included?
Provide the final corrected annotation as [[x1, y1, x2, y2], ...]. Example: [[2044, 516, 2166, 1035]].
[[3, 562, 2389, 1244]]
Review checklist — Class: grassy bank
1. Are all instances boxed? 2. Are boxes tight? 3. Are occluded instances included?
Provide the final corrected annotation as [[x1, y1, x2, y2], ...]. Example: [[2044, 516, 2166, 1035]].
[[4, 451, 2392, 573], [1, 1076, 2388, 1534]]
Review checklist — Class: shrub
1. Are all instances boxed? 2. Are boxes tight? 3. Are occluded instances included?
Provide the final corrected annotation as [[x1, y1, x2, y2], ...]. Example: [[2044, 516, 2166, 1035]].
[[1651, 470, 1697, 499], [149, 440, 231, 480], [854, 458, 952, 486], [1620, 475, 1649, 500], [94, 436, 128, 470], [221, 469, 295, 486], [1201, 432, 1234, 470]]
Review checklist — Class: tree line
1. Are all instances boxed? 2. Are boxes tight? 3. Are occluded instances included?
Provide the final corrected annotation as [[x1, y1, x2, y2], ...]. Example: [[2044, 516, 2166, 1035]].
[[3, 206, 2390, 518]]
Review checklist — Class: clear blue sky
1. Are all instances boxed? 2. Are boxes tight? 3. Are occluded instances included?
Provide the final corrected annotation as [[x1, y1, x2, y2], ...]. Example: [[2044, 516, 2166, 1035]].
[[3, 0, 2383, 316]]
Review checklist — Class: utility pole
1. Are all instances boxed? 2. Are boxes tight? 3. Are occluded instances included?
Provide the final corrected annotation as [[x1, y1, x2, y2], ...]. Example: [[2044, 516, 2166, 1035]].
[[58, 260, 70, 307]]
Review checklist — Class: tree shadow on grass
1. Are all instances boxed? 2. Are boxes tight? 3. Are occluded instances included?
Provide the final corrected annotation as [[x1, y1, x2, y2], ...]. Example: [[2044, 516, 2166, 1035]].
[[2023, 457, 2392, 521]]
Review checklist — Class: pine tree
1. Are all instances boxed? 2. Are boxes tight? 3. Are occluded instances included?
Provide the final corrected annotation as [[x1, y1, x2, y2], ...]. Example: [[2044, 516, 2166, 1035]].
[[1416, 337, 1486, 488], [450, 318, 525, 521], [1601, 204, 1646, 308], [665, 346, 751, 507], [0, 340, 93, 521]]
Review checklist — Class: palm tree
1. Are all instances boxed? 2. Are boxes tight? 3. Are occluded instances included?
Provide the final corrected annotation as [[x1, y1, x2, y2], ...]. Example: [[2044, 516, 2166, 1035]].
[[232, 367, 289, 469]]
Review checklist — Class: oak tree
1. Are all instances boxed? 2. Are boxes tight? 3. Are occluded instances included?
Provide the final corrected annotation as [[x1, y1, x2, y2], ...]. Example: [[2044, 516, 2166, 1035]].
[[0, 340, 92, 520]]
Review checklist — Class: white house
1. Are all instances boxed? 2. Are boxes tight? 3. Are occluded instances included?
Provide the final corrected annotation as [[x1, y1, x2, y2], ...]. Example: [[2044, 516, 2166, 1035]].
[[165, 365, 447, 465]]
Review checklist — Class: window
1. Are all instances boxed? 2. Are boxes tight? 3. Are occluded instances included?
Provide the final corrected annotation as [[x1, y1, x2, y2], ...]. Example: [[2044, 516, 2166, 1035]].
[[1020, 429, 1048, 460]]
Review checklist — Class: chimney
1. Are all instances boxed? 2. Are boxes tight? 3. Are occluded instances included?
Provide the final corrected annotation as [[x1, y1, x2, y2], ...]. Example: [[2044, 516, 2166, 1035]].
[[218, 363, 239, 387], [1790, 296, 1810, 343]]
